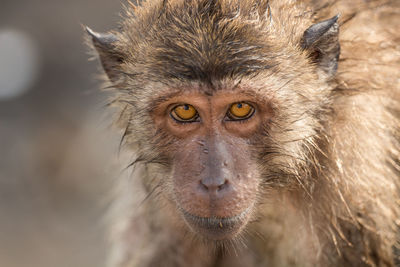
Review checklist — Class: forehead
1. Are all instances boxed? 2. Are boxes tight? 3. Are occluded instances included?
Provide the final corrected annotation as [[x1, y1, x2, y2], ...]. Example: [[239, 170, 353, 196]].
[[124, 0, 285, 83], [149, 78, 273, 106]]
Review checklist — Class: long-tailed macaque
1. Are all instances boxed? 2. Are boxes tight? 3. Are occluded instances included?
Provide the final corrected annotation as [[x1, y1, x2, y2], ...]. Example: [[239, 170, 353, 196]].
[[86, 0, 400, 266]]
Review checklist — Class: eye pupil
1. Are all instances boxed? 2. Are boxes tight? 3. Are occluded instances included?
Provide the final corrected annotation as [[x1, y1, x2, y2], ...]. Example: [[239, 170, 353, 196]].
[[184, 105, 189, 110], [237, 103, 243, 109]]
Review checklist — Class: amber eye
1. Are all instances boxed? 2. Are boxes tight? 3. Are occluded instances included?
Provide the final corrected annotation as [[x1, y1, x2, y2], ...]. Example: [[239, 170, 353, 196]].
[[227, 102, 255, 120], [171, 104, 198, 122]]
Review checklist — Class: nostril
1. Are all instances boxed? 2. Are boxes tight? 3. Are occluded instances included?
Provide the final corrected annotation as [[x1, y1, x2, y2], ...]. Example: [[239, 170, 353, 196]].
[[200, 178, 229, 193], [217, 179, 229, 192], [200, 180, 209, 191]]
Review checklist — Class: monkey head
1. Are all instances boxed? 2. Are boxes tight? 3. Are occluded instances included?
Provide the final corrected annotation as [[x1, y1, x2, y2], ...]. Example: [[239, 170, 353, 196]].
[[87, 0, 340, 241]]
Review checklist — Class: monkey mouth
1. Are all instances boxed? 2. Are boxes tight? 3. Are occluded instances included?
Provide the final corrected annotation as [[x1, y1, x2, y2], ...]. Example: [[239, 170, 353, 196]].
[[181, 207, 251, 240]]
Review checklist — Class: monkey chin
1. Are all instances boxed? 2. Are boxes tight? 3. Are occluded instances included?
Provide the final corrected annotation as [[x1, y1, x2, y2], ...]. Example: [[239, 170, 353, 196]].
[[181, 207, 251, 240]]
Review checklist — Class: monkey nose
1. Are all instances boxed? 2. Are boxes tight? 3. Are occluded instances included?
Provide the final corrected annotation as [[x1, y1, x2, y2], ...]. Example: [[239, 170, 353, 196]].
[[199, 177, 229, 194]]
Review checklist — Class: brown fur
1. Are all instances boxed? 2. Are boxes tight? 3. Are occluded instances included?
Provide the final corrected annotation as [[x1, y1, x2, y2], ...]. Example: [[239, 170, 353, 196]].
[[87, 0, 400, 266]]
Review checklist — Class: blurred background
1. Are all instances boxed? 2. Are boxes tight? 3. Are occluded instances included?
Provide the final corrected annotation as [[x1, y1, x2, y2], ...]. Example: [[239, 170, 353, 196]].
[[0, 0, 125, 266]]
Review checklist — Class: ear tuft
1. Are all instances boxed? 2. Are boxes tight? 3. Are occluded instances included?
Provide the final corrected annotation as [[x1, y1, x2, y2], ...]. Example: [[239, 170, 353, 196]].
[[301, 15, 340, 77], [301, 15, 339, 49], [85, 26, 122, 82], [86, 27, 119, 50]]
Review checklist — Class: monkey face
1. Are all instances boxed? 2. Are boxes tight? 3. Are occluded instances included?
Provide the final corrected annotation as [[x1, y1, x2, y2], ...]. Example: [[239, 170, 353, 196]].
[[151, 90, 274, 239]]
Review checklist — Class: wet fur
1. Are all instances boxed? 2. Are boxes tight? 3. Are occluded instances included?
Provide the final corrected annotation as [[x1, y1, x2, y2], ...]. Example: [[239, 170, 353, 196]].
[[87, 0, 400, 266]]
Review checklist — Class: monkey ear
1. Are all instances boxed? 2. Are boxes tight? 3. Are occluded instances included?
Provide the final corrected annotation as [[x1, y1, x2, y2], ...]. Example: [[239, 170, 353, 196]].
[[301, 15, 340, 77], [86, 26, 123, 82]]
